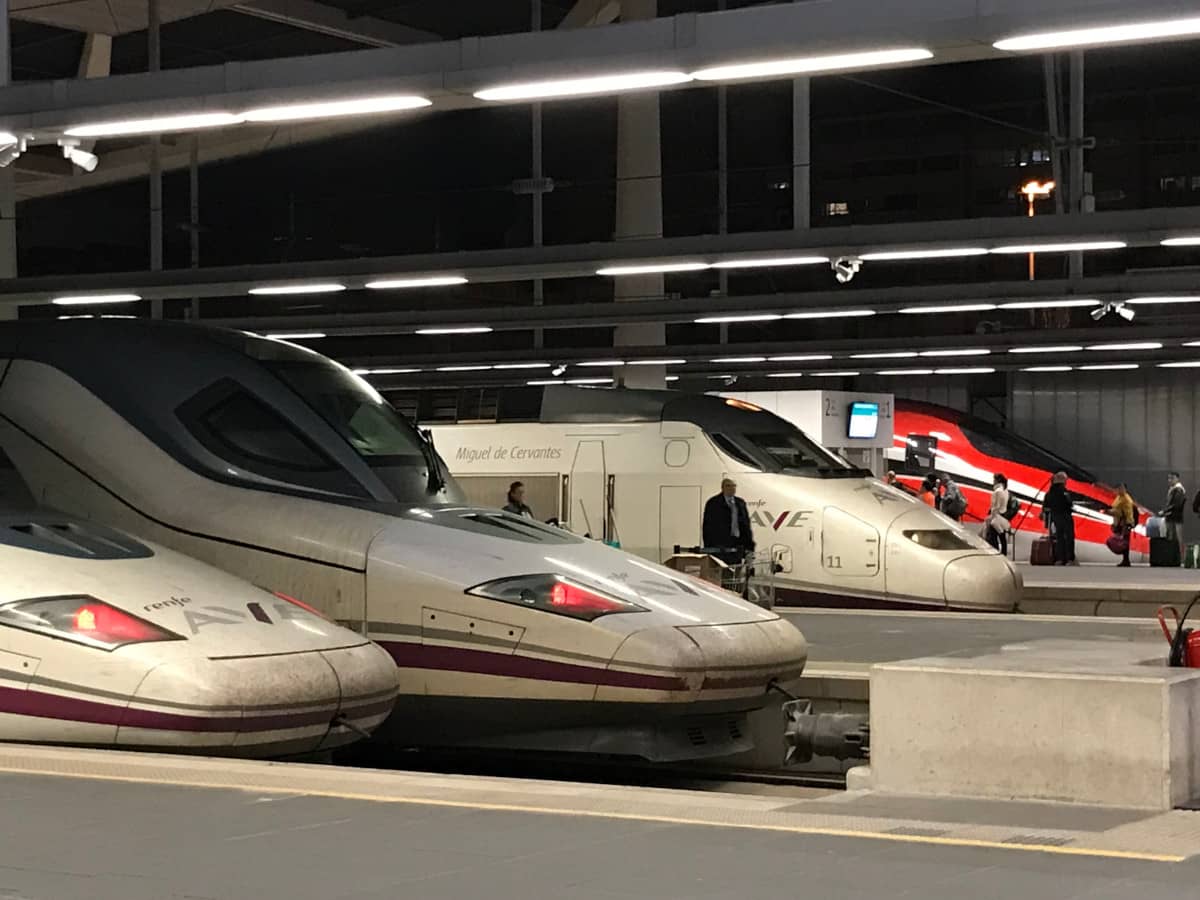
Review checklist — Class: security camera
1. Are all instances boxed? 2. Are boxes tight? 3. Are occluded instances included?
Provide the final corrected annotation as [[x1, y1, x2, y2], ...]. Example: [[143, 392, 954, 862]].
[[721, 375, 738, 387], [551, 363, 567, 376], [832, 257, 863, 284]]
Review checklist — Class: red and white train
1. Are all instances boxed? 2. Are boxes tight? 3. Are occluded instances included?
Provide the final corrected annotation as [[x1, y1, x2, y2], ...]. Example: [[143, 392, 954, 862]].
[[889, 400, 1148, 564]]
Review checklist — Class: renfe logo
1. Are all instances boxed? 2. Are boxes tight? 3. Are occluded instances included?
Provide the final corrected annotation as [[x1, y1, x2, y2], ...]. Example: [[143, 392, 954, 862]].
[[749, 509, 814, 531]]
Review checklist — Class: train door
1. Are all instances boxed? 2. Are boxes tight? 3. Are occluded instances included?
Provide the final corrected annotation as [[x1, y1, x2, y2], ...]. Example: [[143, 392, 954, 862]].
[[659, 485, 702, 562], [569, 440, 607, 539], [821, 507, 881, 577]]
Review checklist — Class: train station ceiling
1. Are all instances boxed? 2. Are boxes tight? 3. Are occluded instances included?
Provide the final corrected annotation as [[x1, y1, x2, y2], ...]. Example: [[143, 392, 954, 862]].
[[7, 1, 1200, 400]]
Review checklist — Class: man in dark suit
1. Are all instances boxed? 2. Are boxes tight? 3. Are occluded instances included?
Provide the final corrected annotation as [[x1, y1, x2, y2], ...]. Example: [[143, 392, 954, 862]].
[[703, 478, 755, 565]]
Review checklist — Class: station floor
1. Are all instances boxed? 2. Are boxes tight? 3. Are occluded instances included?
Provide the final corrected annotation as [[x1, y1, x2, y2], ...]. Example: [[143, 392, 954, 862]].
[[5, 746, 1200, 899], [783, 608, 1162, 671]]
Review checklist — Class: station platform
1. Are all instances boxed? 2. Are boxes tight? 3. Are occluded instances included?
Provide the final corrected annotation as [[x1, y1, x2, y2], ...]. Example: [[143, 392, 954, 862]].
[[3, 745, 1200, 898], [1018, 563, 1200, 616]]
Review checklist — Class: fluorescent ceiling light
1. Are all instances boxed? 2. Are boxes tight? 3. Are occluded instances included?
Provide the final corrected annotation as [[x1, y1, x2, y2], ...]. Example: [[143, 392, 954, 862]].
[[366, 276, 468, 289], [711, 256, 828, 269], [1186, 342, 1200, 348], [249, 283, 346, 296], [1086, 342, 1163, 351], [852, 351, 918, 360], [784, 310, 876, 320], [994, 17, 1200, 52], [528, 379, 566, 385], [1080, 364, 1140, 371], [51, 293, 141, 306], [695, 314, 783, 324], [358, 368, 421, 375], [899, 303, 998, 315], [475, 71, 691, 102], [999, 299, 1101, 310], [1159, 361, 1200, 368], [65, 112, 243, 138], [934, 367, 996, 375], [415, 326, 494, 335], [628, 359, 687, 366], [860, 248, 988, 261], [1022, 366, 1074, 373], [767, 372, 806, 378], [437, 365, 492, 372], [567, 377, 615, 385], [243, 95, 431, 123], [919, 349, 991, 358], [812, 371, 861, 377], [266, 332, 326, 340], [579, 360, 624, 367], [876, 369, 935, 376], [768, 354, 833, 362], [1162, 237, 1200, 247], [990, 241, 1126, 254], [712, 356, 767, 363], [597, 262, 709, 276], [1126, 296, 1200, 306], [1008, 345, 1084, 354], [493, 362, 550, 370], [692, 48, 933, 82], [665, 376, 680, 382]]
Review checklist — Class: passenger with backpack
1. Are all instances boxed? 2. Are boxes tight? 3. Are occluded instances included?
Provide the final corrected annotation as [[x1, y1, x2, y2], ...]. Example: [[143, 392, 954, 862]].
[[938, 474, 967, 522], [1043, 471, 1077, 566]]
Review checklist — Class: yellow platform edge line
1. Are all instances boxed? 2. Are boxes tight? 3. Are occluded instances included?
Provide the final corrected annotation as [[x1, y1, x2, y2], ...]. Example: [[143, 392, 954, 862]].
[[0, 763, 1183, 864]]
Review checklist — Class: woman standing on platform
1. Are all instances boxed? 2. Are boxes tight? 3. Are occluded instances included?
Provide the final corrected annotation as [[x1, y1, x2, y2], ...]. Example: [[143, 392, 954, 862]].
[[1111, 483, 1137, 568], [985, 474, 1011, 557]]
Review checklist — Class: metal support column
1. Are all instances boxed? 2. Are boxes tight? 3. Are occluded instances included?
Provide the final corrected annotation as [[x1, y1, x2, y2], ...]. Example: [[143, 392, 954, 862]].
[[1068, 50, 1085, 279], [717, 79, 729, 344], [613, 0, 665, 389], [792, 77, 811, 231], [148, 0, 164, 318], [1042, 54, 1065, 215], [531, 0, 544, 350], [0, 0, 17, 318], [188, 135, 200, 318]]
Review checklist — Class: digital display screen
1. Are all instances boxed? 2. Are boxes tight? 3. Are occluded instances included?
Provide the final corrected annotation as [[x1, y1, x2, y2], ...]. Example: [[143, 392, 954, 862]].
[[848, 402, 880, 439]]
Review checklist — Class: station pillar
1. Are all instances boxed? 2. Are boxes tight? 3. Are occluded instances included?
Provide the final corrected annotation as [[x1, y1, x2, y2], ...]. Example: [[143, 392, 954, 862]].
[[612, 0, 666, 389]]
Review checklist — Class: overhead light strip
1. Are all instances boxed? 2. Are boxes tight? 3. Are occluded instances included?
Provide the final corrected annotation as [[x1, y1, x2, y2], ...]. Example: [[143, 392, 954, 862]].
[[415, 326, 493, 335], [999, 299, 1100, 310], [51, 293, 141, 306], [900, 303, 998, 315], [692, 48, 933, 82], [366, 276, 468, 290], [249, 283, 346, 296], [712, 256, 828, 269], [994, 17, 1200, 52], [475, 71, 692, 102], [860, 248, 987, 261], [243, 95, 431, 123], [990, 241, 1127, 254]]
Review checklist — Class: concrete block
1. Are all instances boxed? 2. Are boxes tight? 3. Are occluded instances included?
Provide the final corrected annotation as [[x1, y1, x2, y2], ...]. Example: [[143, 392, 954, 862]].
[[871, 639, 1200, 809], [845, 765, 873, 792]]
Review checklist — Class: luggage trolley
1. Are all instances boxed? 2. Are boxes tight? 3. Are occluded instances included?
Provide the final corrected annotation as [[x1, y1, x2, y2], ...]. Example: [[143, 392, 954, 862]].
[[665, 545, 778, 610]]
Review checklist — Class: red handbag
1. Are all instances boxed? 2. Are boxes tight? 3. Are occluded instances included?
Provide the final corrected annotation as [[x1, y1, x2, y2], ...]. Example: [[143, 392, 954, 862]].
[[1106, 531, 1130, 555]]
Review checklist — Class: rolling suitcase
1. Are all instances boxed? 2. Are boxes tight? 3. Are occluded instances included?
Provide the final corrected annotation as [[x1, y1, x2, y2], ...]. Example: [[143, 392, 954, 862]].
[[1151, 537, 1181, 568], [1030, 536, 1054, 566]]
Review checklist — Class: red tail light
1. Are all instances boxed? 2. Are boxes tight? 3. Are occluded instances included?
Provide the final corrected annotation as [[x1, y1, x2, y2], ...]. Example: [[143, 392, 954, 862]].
[[468, 574, 646, 622], [0, 596, 181, 650]]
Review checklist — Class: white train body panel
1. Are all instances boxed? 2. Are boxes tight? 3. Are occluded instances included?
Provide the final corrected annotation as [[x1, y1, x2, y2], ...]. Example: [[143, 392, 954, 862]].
[[0, 515, 398, 756], [432, 416, 1021, 612], [0, 323, 810, 762]]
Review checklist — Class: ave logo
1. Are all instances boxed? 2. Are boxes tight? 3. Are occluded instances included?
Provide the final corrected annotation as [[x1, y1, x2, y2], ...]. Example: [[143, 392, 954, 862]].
[[749, 508, 813, 531]]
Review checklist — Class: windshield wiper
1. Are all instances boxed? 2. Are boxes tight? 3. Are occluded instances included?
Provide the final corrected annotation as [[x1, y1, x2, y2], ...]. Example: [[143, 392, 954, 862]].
[[418, 428, 447, 494]]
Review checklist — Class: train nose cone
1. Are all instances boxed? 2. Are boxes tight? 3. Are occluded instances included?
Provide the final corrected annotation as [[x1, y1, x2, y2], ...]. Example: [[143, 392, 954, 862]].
[[119, 644, 398, 757], [597, 618, 808, 705], [943, 554, 1021, 612]]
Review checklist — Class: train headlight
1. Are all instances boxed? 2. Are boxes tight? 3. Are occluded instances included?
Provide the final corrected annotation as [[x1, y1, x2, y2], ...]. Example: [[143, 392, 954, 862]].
[[0, 596, 183, 651], [466, 574, 648, 622]]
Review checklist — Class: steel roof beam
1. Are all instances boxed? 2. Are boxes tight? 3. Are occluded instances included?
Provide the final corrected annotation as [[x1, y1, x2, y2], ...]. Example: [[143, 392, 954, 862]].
[[0, 0, 1182, 131], [3, 207, 1199, 307], [232, 0, 441, 48]]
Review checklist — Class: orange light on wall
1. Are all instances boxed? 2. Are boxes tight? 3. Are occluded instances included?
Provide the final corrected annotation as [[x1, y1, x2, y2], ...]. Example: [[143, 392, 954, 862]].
[[1019, 181, 1056, 280]]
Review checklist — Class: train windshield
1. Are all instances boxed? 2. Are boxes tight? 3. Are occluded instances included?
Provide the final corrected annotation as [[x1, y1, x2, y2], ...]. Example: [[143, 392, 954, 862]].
[[247, 339, 446, 498], [742, 431, 853, 473]]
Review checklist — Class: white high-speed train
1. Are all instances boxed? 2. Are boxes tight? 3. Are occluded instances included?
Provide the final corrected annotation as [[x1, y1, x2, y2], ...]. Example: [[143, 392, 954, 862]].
[[0, 321, 808, 762], [431, 387, 1021, 612], [0, 503, 397, 756]]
